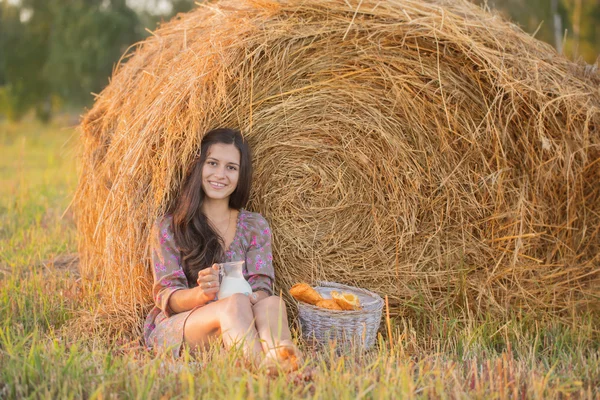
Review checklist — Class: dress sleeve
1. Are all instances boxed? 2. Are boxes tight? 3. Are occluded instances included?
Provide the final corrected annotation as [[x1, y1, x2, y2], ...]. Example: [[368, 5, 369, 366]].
[[150, 217, 188, 317], [245, 214, 275, 296]]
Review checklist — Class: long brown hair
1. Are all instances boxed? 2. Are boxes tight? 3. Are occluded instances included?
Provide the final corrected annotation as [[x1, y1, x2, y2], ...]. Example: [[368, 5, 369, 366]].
[[171, 128, 252, 286]]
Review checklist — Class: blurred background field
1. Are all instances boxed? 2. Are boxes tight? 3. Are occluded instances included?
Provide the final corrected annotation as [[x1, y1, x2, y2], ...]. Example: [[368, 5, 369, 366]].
[[0, 119, 77, 267], [0, 0, 599, 398]]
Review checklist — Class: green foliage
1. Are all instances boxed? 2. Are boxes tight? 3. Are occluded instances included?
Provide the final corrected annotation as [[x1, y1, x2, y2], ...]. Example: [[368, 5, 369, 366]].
[[0, 0, 142, 122], [45, 0, 140, 105], [0, 2, 50, 121], [0, 6, 5, 87], [561, 0, 600, 62], [483, 0, 600, 64], [170, 0, 196, 15]]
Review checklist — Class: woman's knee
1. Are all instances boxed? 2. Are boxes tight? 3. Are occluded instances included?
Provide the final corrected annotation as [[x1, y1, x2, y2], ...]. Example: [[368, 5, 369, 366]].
[[221, 293, 253, 319], [226, 293, 253, 307], [253, 295, 286, 315]]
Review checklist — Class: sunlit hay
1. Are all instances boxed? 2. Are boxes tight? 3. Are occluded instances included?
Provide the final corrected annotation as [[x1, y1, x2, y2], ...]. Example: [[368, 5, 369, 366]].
[[75, 0, 600, 337]]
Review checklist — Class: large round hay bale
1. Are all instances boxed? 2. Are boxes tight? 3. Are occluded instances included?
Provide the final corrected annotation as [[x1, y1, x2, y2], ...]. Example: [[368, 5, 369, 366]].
[[76, 0, 600, 336]]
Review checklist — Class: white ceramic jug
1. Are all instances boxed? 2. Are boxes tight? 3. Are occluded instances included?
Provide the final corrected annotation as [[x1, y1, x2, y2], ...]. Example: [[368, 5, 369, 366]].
[[218, 260, 253, 299]]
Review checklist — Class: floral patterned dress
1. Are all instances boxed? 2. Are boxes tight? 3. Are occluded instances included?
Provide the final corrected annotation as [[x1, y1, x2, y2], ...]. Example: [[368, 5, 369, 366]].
[[143, 209, 275, 357]]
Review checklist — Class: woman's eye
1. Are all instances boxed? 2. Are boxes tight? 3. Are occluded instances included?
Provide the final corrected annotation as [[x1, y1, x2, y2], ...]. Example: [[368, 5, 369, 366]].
[[227, 166, 238, 171], [207, 161, 217, 166]]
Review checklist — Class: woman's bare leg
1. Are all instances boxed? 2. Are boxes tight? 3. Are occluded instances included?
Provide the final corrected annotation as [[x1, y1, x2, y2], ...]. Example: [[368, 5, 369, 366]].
[[183, 293, 262, 360], [252, 296, 301, 372], [252, 296, 292, 350]]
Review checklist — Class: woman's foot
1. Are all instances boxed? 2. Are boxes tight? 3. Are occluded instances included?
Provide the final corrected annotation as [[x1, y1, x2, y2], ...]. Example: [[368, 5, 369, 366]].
[[261, 339, 303, 376]]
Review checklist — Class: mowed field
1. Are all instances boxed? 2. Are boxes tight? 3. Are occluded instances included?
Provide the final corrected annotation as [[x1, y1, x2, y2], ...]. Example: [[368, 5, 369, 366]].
[[0, 120, 598, 399]]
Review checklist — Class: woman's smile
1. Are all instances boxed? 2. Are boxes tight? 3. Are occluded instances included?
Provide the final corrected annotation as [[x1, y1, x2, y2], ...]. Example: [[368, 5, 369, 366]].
[[208, 180, 227, 189]]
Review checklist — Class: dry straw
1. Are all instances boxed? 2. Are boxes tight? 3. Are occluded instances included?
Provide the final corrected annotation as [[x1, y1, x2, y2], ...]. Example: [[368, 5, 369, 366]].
[[75, 0, 600, 339]]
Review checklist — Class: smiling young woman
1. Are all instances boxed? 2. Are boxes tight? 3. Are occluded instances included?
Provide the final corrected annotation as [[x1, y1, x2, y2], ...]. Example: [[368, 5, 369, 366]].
[[143, 128, 301, 372]]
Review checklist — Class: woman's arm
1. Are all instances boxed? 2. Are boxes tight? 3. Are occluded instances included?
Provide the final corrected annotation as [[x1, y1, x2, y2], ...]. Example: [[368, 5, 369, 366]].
[[245, 214, 276, 299], [151, 218, 220, 316], [168, 264, 220, 313], [167, 288, 208, 313]]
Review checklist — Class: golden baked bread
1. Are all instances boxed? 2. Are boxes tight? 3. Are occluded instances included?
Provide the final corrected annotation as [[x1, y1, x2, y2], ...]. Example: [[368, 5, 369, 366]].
[[315, 299, 343, 310], [331, 290, 361, 310], [289, 283, 323, 305]]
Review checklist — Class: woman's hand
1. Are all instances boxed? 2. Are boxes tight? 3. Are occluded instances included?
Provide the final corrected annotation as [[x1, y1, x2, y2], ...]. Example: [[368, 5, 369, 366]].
[[196, 264, 220, 304], [249, 290, 270, 305]]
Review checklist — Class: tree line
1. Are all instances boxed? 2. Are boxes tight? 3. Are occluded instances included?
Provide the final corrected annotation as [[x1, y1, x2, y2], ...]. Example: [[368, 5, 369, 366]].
[[0, 0, 598, 122], [0, 0, 194, 121], [482, 0, 600, 63]]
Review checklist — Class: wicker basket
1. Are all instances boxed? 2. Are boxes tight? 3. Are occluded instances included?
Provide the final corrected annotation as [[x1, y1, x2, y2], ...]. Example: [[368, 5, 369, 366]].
[[296, 281, 384, 352]]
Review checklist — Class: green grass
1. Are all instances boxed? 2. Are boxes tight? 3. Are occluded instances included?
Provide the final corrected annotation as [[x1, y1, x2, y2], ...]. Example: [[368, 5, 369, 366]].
[[0, 120, 77, 267], [0, 120, 598, 399]]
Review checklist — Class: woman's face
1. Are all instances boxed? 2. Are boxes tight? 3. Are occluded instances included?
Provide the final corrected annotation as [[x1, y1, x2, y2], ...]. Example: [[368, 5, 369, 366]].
[[201, 142, 241, 202]]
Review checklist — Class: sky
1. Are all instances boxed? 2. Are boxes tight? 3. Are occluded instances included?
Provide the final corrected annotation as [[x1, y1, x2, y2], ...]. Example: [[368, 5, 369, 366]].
[[1, 0, 174, 14], [126, 0, 173, 14]]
